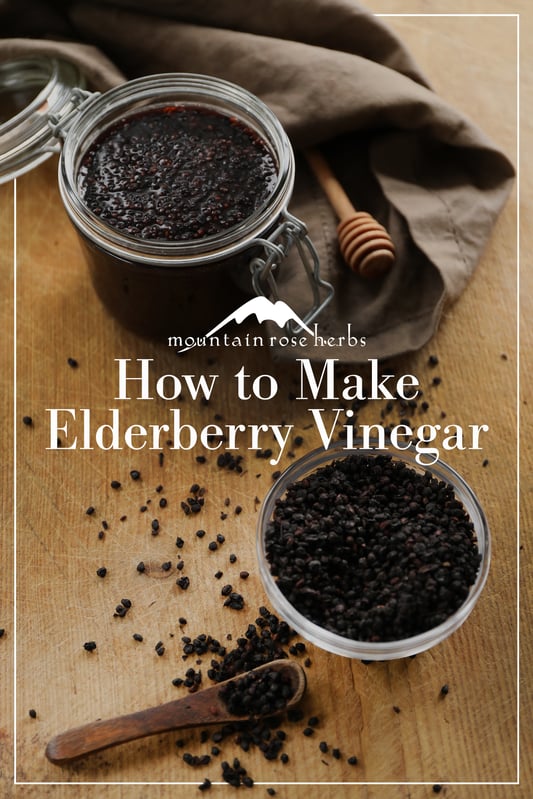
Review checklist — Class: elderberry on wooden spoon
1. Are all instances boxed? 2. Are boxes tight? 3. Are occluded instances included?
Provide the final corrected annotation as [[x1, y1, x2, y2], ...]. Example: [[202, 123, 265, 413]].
[[45, 659, 306, 764]]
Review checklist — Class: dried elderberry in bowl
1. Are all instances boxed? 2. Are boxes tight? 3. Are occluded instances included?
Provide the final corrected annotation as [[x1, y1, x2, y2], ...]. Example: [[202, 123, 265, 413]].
[[257, 442, 490, 660]]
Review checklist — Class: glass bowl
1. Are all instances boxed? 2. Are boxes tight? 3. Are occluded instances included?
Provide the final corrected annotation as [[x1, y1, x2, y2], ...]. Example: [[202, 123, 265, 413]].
[[256, 442, 491, 660]]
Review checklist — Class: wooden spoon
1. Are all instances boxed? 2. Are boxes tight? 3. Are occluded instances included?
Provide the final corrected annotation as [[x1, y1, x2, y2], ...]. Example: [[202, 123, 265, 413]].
[[45, 659, 306, 765], [304, 147, 395, 278]]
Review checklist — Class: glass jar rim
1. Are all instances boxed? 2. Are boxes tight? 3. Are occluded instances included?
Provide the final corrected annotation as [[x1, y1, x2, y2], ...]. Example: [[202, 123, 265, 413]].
[[256, 441, 491, 660], [0, 55, 84, 183], [58, 73, 295, 265]]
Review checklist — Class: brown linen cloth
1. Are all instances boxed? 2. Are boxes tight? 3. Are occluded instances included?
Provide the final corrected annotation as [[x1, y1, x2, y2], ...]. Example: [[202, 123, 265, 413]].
[[0, 0, 515, 362]]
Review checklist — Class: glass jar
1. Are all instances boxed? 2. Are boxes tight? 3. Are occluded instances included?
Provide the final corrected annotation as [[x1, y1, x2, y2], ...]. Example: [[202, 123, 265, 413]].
[[1, 63, 333, 339], [257, 442, 491, 660], [59, 73, 336, 338], [0, 56, 84, 180]]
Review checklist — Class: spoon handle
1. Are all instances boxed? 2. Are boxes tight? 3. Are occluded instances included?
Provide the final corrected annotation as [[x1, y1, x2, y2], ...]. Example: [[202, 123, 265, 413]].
[[45, 693, 217, 764]]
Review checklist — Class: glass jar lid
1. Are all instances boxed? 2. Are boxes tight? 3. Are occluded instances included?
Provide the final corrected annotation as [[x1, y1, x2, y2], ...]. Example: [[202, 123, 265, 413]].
[[0, 55, 85, 184]]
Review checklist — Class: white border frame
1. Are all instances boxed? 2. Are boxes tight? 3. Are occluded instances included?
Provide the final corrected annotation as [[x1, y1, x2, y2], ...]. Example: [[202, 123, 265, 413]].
[[11, 11, 520, 789]]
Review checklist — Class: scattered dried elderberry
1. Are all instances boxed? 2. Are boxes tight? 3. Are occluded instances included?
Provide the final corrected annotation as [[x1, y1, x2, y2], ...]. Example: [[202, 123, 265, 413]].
[[206, 608, 294, 684], [221, 758, 251, 788], [223, 592, 245, 610], [183, 752, 211, 767], [217, 452, 244, 472]]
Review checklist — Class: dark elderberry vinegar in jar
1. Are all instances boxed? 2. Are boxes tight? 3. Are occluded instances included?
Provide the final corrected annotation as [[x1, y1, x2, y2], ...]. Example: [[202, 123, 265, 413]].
[[56, 74, 332, 340]]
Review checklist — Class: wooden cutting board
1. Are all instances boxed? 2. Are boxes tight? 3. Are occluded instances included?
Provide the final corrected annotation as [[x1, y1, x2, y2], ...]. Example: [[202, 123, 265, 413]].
[[2, 7, 529, 797]]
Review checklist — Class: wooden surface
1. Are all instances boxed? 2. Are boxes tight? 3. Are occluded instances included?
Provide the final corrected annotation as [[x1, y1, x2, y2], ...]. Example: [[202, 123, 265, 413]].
[[1, 3, 531, 798]]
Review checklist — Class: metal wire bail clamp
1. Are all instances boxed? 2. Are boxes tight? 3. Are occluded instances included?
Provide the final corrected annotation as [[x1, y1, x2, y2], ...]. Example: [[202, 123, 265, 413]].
[[249, 210, 334, 335]]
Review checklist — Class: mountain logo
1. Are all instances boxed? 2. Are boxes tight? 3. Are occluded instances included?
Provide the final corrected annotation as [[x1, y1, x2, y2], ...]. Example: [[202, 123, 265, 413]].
[[178, 297, 313, 352]]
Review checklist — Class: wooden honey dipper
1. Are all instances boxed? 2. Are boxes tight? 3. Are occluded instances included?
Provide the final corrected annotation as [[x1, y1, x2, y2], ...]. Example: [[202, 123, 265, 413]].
[[304, 148, 395, 278]]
